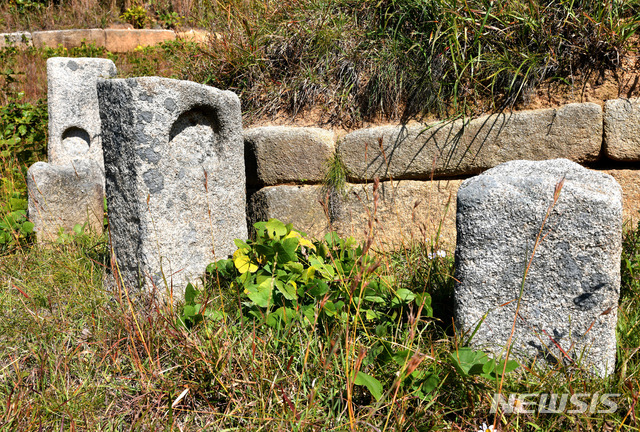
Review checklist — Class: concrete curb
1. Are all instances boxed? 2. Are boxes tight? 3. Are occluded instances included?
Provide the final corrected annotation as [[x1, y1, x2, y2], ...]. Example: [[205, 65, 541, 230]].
[[1, 28, 213, 51]]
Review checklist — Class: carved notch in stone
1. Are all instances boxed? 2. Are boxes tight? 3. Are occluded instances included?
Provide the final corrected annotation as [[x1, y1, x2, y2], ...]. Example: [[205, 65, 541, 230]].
[[97, 77, 247, 298]]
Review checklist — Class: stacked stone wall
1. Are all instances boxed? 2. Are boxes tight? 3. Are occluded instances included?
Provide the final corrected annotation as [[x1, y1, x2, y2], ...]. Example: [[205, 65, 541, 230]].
[[245, 100, 640, 248]]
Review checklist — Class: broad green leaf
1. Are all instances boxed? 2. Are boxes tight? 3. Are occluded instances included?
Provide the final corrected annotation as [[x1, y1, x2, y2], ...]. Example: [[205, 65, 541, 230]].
[[284, 262, 304, 275], [300, 266, 316, 283], [308, 280, 328, 297], [204, 309, 225, 321], [420, 373, 439, 395], [309, 256, 335, 278], [300, 304, 315, 326], [354, 372, 383, 401], [246, 278, 272, 308], [323, 300, 337, 316], [184, 283, 197, 304], [503, 359, 520, 373], [273, 306, 296, 324], [276, 280, 297, 301], [365, 309, 381, 320], [234, 238, 251, 249], [449, 347, 489, 376], [393, 349, 411, 366], [20, 221, 34, 234], [274, 237, 298, 263], [182, 304, 196, 318], [316, 243, 329, 259], [482, 358, 497, 375], [208, 259, 234, 278], [254, 243, 275, 260], [266, 313, 279, 328], [9, 197, 26, 210], [364, 295, 385, 304], [265, 219, 287, 239], [395, 288, 416, 302]]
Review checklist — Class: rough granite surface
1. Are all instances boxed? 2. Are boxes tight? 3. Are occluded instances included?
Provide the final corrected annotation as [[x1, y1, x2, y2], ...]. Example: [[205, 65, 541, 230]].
[[454, 159, 622, 377], [47, 57, 117, 174], [244, 126, 335, 186], [97, 77, 247, 297], [339, 103, 602, 181], [604, 98, 640, 161], [27, 160, 104, 242]]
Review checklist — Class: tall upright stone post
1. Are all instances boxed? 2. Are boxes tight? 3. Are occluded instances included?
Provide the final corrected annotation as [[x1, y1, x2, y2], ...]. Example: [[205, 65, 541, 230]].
[[47, 57, 117, 172], [454, 159, 622, 377], [97, 77, 247, 297], [27, 57, 116, 242]]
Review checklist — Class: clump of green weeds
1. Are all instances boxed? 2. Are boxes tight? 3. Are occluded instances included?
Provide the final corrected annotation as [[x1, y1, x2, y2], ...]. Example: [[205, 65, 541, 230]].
[[197, 218, 431, 333], [0, 66, 46, 253], [120, 5, 148, 29], [158, 10, 182, 29]]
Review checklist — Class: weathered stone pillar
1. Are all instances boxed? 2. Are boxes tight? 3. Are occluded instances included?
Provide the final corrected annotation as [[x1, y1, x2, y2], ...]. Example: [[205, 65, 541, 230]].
[[27, 57, 116, 241], [97, 77, 247, 296], [47, 57, 117, 171], [454, 159, 622, 377]]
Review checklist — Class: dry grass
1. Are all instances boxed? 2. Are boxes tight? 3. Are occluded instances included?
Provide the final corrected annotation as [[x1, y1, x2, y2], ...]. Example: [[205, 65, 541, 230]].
[[0, 200, 638, 430]]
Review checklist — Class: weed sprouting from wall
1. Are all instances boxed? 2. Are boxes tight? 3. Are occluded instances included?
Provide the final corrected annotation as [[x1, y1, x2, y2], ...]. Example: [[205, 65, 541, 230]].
[[321, 151, 348, 223]]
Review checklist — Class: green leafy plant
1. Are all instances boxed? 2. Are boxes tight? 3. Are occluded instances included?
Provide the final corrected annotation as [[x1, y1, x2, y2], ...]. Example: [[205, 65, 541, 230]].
[[195, 219, 431, 331], [450, 346, 519, 381], [158, 11, 182, 29], [177, 283, 225, 329], [55, 223, 89, 245], [120, 5, 147, 29], [42, 41, 109, 59], [0, 191, 33, 251], [0, 94, 47, 168], [0, 73, 46, 253], [9, 0, 44, 14]]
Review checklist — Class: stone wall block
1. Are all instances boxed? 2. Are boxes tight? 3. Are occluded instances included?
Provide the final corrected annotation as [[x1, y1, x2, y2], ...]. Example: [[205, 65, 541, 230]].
[[339, 103, 602, 181], [604, 98, 640, 161], [248, 185, 329, 236], [33, 29, 106, 49], [247, 179, 460, 249], [47, 57, 117, 174], [335, 180, 460, 250], [98, 77, 247, 295], [454, 159, 622, 377], [0, 32, 32, 49], [27, 160, 104, 242], [245, 126, 335, 186], [104, 29, 175, 52], [604, 169, 640, 222]]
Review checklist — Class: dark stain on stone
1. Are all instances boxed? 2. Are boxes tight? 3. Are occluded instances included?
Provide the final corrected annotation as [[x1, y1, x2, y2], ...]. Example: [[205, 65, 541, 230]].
[[135, 124, 151, 144], [136, 147, 160, 164], [143, 169, 164, 194], [67, 60, 78, 71], [139, 92, 153, 102], [573, 291, 603, 311], [139, 111, 153, 123], [164, 98, 177, 112]]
